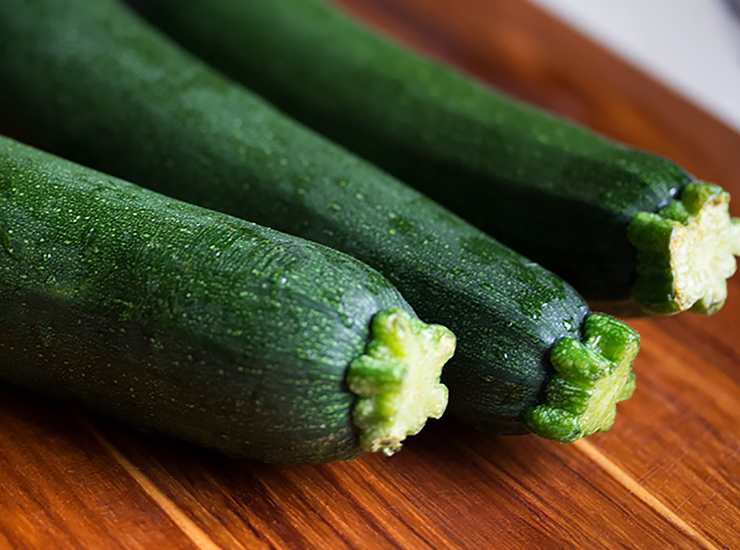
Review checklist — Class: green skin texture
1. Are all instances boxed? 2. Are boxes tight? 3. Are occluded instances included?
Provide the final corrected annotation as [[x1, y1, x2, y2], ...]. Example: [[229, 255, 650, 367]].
[[135, 0, 709, 306], [0, 136, 446, 464], [0, 0, 636, 439]]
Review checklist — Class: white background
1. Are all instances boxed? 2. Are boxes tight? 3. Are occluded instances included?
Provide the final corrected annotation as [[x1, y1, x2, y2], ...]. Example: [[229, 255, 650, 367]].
[[533, 0, 740, 132]]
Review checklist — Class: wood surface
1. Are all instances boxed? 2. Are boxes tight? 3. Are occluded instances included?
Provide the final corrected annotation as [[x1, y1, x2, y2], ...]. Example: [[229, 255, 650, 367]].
[[1, 0, 738, 548]]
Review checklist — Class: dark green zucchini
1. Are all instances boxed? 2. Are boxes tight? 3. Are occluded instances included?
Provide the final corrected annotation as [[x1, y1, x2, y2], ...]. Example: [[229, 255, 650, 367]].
[[0, 0, 639, 441], [136, 0, 740, 315], [0, 136, 455, 463]]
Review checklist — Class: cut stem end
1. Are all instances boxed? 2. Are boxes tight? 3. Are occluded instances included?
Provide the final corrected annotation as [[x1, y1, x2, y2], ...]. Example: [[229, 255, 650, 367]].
[[628, 182, 739, 315], [525, 314, 639, 442], [348, 308, 455, 456]]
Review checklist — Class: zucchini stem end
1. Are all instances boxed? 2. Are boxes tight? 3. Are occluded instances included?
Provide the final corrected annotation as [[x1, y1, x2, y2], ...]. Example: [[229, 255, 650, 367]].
[[628, 182, 739, 315], [525, 313, 639, 442], [348, 308, 455, 456]]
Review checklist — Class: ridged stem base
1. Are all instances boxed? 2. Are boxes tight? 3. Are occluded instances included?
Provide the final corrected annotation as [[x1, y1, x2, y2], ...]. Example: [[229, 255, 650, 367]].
[[525, 314, 639, 442], [348, 308, 455, 456], [628, 182, 740, 315]]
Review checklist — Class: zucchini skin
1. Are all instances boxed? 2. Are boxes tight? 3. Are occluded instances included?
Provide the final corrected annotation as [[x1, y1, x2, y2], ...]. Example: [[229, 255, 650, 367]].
[[0, 0, 589, 435], [136, 0, 694, 301], [0, 136, 414, 464]]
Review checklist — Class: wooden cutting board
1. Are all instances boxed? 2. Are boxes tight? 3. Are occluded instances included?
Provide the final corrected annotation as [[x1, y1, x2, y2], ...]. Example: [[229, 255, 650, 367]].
[[1, 1, 738, 548]]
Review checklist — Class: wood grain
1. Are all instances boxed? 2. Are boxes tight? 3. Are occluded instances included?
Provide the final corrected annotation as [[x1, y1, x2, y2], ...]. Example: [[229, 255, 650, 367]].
[[95, 419, 699, 550], [1, 0, 738, 547], [0, 391, 197, 549]]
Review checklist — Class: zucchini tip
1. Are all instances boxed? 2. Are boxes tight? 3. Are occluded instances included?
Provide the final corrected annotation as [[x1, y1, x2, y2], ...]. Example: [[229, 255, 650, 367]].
[[347, 308, 455, 456], [524, 313, 639, 442], [628, 182, 739, 315]]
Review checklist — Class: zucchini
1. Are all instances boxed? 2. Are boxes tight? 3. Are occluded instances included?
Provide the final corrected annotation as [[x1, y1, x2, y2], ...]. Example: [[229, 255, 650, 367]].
[[137, 0, 740, 315], [0, 0, 640, 441], [0, 136, 455, 463]]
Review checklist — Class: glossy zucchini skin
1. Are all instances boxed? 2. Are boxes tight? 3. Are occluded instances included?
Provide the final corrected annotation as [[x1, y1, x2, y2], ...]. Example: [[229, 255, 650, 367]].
[[0, 136, 419, 464], [135, 0, 694, 302], [0, 0, 591, 435]]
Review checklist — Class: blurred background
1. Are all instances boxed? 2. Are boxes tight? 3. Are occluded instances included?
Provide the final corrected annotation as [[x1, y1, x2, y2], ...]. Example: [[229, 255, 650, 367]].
[[534, 0, 740, 131]]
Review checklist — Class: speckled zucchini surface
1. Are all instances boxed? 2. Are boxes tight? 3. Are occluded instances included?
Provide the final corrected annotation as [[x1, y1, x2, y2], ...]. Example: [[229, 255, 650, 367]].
[[137, 0, 739, 315], [0, 137, 455, 463], [0, 0, 638, 439]]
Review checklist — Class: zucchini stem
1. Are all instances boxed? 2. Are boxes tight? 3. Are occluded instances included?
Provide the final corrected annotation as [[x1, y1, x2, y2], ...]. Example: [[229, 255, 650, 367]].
[[525, 314, 639, 442], [348, 308, 455, 456], [628, 182, 739, 314]]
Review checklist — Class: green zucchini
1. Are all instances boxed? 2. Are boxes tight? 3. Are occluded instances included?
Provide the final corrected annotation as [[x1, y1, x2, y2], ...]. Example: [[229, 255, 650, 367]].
[[0, 136, 455, 463], [0, 0, 640, 441], [137, 0, 740, 315]]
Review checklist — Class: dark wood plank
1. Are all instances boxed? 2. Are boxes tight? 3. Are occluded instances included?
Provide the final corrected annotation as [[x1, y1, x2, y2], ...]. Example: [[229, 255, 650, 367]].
[[0, 390, 198, 549], [99, 419, 696, 550], [598, 318, 738, 540]]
